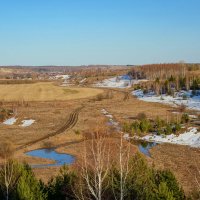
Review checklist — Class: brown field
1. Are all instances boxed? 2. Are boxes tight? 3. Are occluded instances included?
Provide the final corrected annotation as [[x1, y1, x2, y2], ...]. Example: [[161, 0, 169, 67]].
[[0, 82, 199, 196], [0, 82, 103, 101], [151, 144, 200, 195]]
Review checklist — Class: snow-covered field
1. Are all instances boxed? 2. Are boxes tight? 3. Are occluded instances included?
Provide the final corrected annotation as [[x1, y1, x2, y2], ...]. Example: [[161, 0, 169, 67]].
[[20, 119, 35, 127], [141, 127, 200, 148], [95, 75, 147, 88], [132, 89, 200, 111], [3, 117, 17, 125]]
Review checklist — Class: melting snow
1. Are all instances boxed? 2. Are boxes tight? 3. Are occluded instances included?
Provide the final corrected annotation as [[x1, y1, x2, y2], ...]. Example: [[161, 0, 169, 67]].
[[55, 75, 70, 80], [132, 89, 200, 111], [20, 119, 35, 127], [101, 109, 109, 115], [80, 78, 87, 83], [3, 117, 17, 125], [101, 109, 120, 131], [95, 75, 147, 88], [142, 127, 200, 147]]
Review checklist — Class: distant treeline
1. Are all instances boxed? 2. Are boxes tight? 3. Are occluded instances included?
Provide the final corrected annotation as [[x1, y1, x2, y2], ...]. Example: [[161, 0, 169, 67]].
[[0, 80, 50, 84], [129, 63, 200, 94], [129, 63, 200, 80]]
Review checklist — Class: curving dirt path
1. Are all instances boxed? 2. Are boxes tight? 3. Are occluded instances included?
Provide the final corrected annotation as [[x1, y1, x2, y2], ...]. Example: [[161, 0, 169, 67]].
[[16, 106, 84, 151]]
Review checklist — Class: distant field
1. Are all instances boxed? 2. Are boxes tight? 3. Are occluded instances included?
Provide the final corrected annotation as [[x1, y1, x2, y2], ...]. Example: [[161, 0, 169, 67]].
[[0, 82, 103, 101]]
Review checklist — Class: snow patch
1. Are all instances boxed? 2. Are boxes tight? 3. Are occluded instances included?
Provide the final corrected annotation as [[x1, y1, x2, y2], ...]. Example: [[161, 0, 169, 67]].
[[132, 89, 200, 111], [101, 109, 120, 131], [142, 127, 200, 147], [95, 75, 147, 88], [20, 119, 35, 127], [55, 75, 70, 80], [80, 78, 87, 83], [3, 117, 17, 125]]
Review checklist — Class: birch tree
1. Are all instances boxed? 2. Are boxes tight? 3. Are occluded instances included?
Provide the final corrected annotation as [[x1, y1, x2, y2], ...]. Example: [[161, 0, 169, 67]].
[[78, 131, 110, 200], [0, 141, 18, 200], [110, 136, 132, 200]]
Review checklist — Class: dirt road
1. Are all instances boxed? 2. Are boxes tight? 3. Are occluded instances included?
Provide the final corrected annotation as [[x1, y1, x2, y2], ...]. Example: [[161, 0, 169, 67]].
[[16, 106, 84, 151]]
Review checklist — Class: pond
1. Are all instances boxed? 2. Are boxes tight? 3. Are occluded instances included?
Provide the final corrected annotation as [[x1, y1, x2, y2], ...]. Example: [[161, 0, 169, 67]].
[[131, 140, 158, 157], [26, 141, 157, 168], [26, 148, 75, 168]]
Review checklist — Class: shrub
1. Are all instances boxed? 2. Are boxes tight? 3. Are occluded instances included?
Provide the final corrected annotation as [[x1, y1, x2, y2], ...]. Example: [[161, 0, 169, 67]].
[[137, 112, 147, 120], [155, 117, 165, 129], [181, 113, 189, 123], [178, 104, 187, 113], [74, 129, 81, 135], [96, 94, 104, 101], [42, 141, 54, 149], [173, 123, 181, 133], [45, 165, 77, 200], [155, 170, 185, 200], [105, 91, 113, 99], [122, 122, 131, 133], [0, 140, 15, 159], [165, 124, 173, 135], [139, 119, 152, 133]]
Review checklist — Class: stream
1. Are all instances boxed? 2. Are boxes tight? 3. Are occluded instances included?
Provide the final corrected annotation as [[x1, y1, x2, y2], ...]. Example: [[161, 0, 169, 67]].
[[131, 140, 158, 157]]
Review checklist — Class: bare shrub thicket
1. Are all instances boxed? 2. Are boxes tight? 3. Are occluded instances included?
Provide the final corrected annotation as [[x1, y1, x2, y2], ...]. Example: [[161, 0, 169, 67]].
[[178, 104, 187, 113], [0, 141, 15, 160], [95, 91, 113, 101], [42, 141, 54, 149]]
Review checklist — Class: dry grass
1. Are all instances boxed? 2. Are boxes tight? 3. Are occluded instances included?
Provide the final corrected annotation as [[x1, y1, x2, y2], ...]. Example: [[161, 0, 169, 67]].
[[0, 86, 197, 194], [0, 82, 103, 101], [151, 144, 200, 195]]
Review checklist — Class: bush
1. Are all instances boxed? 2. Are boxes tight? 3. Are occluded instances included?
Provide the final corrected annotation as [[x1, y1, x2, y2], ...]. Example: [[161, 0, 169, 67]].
[[45, 165, 77, 200], [178, 104, 187, 113], [155, 170, 185, 200], [137, 112, 147, 120], [0, 140, 15, 159], [165, 124, 173, 135], [139, 119, 152, 133], [173, 123, 181, 133], [96, 94, 104, 101], [155, 117, 165, 129], [181, 113, 189, 123], [74, 129, 81, 135]]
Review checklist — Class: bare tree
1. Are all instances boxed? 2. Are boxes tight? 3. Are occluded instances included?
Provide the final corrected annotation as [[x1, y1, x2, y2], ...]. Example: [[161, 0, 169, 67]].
[[0, 160, 20, 200], [0, 141, 19, 200], [77, 131, 110, 200], [111, 136, 132, 200]]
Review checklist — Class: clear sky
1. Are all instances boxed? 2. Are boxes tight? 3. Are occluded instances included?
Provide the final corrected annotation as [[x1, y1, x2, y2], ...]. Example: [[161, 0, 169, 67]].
[[0, 0, 200, 66]]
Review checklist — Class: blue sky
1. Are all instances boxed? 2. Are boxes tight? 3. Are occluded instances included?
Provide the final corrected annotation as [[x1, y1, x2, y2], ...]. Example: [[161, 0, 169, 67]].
[[0, 0, 200, 65]]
